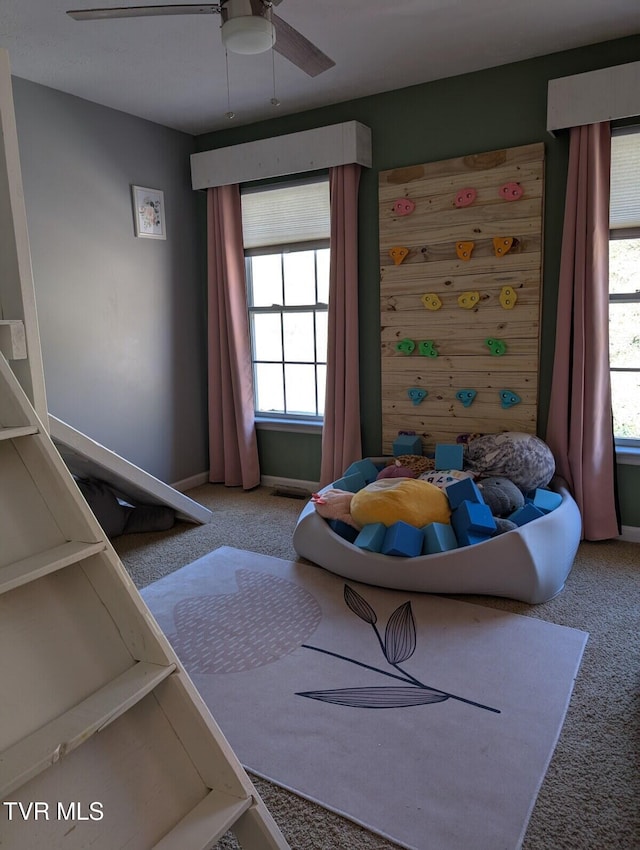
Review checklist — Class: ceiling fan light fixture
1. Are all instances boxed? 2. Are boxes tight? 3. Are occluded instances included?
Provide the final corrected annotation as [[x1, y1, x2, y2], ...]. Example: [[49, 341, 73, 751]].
[[221, 16, 275, 55]]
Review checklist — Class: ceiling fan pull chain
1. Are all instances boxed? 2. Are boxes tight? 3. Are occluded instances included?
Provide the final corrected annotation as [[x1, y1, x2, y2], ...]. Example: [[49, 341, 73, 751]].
[[270, 28, 280, 108], [224, 49, 235, 119]]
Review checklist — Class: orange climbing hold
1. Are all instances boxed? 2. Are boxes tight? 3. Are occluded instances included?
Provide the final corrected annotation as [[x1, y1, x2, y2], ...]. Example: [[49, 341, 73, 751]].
[[389, 246, 409, 265], [456, 241, 474, 261], [493, 236, 514, 258]]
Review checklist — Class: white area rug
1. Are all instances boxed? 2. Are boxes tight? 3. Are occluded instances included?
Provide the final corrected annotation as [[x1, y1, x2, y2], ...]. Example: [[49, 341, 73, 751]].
[[141, 546, 588, 850]]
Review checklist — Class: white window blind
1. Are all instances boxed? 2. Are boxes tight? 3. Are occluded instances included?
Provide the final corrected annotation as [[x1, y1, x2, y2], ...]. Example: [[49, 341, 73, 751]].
[[610, 130, 640, 230], [241, 180, 330, 249]]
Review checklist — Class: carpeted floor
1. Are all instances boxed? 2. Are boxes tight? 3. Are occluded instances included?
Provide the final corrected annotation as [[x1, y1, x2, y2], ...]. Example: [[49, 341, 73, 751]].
[[114, 483, 640, 850]]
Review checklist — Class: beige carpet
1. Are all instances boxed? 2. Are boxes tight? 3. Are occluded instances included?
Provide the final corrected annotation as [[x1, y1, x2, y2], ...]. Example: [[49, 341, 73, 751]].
[[141, 546, 587, 850], [114, 483, 640, 850]]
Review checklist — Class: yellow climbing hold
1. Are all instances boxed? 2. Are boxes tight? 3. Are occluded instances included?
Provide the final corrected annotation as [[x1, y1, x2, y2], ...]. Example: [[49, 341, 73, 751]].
[[458, 290, 480, 309], [421, 293, 442, 310], [389, 246, 409, 265], [456, 241, 475, 261], [500, 285, 518, 309]]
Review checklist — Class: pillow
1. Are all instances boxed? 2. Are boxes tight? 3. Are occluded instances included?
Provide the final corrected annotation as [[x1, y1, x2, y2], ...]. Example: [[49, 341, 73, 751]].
[[464, 432, 555, 493], [350, 478, 451, 529], [419, 468, 475, 490]]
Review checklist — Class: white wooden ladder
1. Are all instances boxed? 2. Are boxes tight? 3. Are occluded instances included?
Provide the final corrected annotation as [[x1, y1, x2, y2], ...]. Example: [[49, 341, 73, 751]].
[[0, 350, 289, 849]]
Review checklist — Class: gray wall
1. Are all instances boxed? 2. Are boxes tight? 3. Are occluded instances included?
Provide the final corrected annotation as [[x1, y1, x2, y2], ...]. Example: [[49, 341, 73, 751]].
[[12, 77, 208, 484]]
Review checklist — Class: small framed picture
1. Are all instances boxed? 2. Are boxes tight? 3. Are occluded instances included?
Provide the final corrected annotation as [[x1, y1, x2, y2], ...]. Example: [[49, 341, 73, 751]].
[[131, 185, 166, 239]]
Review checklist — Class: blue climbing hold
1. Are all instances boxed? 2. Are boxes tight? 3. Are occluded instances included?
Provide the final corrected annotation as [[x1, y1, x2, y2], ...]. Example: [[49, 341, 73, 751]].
[[499, 390, 521, 408], [408, 387, 428, 406], [455, 389, 477, 408]]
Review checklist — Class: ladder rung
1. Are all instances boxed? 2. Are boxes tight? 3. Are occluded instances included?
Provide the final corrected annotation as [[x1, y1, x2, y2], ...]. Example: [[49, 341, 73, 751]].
[[152, 789, 253, 850], [0, 660, 176, 799], [0, 425, 38, 441], [0, 540, 107, 595]]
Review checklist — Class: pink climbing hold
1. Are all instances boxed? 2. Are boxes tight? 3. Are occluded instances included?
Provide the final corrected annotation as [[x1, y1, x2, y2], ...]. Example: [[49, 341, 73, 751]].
[[454, 187, 477, 208], [499, 182, 524, 201], [393, 198, 416, 216]]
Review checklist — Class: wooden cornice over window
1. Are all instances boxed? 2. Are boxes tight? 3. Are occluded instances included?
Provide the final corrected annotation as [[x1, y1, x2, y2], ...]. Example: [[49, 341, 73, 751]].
[[190, 120, 371, 189], [547, 61, 640, 135]]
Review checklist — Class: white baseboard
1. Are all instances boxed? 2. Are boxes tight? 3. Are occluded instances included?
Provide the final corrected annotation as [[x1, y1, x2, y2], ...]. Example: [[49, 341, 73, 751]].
[[171, 472, 210, 492], [619, 525, 640, 543], [260, 474, 319, 494]]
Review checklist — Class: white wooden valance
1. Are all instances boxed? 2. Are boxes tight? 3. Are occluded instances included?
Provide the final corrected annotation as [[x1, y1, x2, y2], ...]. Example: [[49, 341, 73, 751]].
[[191, 120, 371, 189], [547, 61, 640, 134]]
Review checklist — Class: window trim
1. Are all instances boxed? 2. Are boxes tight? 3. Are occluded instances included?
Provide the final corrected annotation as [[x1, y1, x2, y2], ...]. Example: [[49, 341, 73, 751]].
[[608, 237, 640, 449], [246, 243, 330, 424]]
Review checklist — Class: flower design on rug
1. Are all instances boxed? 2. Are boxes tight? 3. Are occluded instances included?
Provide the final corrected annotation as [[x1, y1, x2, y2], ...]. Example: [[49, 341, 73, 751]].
[[297, 585, 500, 714], [168, 570, 322, 673]]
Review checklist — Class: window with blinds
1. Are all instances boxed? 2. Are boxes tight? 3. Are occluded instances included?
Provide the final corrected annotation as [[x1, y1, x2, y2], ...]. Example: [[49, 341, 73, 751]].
[[609, 128, 640, 444], [241, 179, 330, 422]]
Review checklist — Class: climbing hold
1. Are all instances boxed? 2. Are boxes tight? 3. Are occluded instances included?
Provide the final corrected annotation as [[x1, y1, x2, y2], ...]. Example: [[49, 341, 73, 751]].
[[499, 389, 521, 408], [499, 285, 518, 309], [389, 246, 409, 265], [393, 198, 416, 216], [408, 387, 428, 406], [396, 338, 415, 355], [486, 338, 507, 356], [456, 241, 474, 261], [458, 290, 480, 309], [421, 292, 442, 311], [418, 340, 438, 358], [454, 187, 477, 208], [456, 389, 477, 408], [493, 236, 514, 258], [498, 182, 524, 201]]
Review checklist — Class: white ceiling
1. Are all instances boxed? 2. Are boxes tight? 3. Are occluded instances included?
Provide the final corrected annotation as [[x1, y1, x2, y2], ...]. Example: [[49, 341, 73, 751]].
[[1, 1, 639, 135]]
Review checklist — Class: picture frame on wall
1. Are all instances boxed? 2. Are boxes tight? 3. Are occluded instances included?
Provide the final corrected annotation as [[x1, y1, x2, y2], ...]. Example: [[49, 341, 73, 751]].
[[131, 185, 166, 239]]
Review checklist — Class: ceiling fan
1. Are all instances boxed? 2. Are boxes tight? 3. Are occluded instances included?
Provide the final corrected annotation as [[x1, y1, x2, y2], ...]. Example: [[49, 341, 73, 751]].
[[66, 1, 335, 77]]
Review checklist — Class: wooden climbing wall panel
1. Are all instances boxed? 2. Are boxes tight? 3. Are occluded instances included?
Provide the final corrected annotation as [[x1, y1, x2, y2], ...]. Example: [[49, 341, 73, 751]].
[[379, 142, 544, 455]]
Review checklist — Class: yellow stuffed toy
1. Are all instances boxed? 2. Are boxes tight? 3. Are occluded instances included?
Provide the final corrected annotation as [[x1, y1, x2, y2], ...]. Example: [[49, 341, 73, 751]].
[[351, 478, 450, 528], [313, 478, 451, 530]]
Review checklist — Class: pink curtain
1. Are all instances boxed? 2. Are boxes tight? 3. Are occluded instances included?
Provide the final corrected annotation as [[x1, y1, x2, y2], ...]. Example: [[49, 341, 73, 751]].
[[320, 163, 363, 487], [207, 185, 260, 489], [546, 122, 619, 540]]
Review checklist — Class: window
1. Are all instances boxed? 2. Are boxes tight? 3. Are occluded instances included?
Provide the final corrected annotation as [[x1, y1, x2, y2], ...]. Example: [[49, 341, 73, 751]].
[[242, 180, 330, 422], [609, 129, 640, 446]]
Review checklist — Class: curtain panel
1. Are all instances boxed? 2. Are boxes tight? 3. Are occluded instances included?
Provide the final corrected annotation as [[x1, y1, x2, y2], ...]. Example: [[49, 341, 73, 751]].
[[206, 185, 260, 490], [320, 163, 363, 487], [546, 122, 620, 540]]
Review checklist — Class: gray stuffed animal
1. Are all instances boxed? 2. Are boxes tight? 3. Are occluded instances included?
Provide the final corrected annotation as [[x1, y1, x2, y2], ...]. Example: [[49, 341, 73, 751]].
[[477, 476, 524, 517]]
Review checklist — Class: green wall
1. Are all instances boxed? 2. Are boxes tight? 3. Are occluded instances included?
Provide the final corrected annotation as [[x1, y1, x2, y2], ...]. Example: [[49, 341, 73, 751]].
[[198, 35, 640, 526]]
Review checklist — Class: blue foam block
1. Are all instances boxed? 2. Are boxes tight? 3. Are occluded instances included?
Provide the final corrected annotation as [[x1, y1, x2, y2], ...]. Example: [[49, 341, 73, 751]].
[[435, 443, 464, 471], [328, 519, 359, 543], [453, 500, 497, 534], [532, 488, 563, 514], [331, 471, 366, 493], [451, 501, 496, 547], [392, 435, 422, 457], [382, 521, 423, 557], [454, 528, 491, 547], [344, 459, 380, 485], [446, 477, 484, 509], [422, 522, 458, 554], [354, 523, 387, 552], [509, 503, 546, 527]]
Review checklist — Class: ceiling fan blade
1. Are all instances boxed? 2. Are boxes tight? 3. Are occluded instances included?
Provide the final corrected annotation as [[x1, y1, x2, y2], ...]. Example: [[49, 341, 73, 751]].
[[67, 5, 222, 21], [272, 12, 334, 77]]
